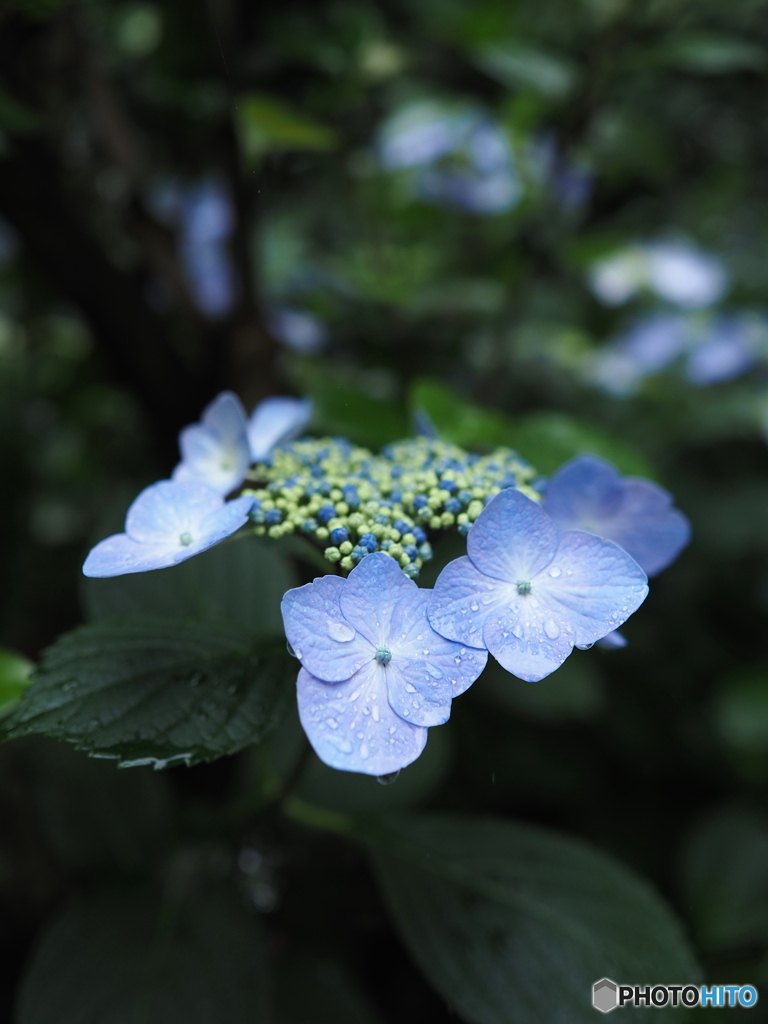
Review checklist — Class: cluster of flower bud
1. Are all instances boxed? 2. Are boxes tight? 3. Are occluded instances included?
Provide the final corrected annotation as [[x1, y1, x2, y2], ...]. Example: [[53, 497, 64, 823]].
[[244, 436, 540, 576]]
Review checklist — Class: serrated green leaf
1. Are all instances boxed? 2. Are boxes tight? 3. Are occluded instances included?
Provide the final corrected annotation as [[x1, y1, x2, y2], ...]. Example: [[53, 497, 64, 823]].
[[372, 815, 700, 1024], [81, 535, 297, 641], [1, 619, 289, 767], [235, 93, 336, 163], [16, 886, 273, 1024], [0, 646, 33, 716]]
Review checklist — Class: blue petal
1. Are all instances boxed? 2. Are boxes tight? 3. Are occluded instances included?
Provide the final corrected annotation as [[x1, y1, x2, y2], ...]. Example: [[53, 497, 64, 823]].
[[173, 391, 250, 494], [339, 552, 417, 647], [388, 587, 488, 701], [598, 630, 627, 650], [248, 397, 312, 461], [543, 455, 690, 576], [531, 531, 648, 646], [82, 534, 179, 577], [296, 665, 428, 776], [281, 576, 371, 683], [467, 489, 557, 584], [428, 556, 507, 648], [125, 480, 224, 544], [483, 605, 575, 682], [194, 494, 255, 553]]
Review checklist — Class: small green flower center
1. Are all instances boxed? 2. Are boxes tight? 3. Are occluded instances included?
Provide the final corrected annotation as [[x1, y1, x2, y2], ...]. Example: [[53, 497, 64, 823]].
[[516, 579, 532, 596], [179, 532, 193, 547], [375, 646, 392, 665]]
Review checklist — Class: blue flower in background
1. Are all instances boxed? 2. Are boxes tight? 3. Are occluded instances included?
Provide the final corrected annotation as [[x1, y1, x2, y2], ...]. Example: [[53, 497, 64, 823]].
[[593, 310, 766, 395], [179, 179, 236, 318], [543, 455, 691, 577], [593, 312, 689, 396], [590, 240, 727, 310], [173, 391, 251, 495], [428, 489, 648, 682], [378, 100, 520, 215], [281, 552, 487, 775], [82, 480, 254, 577], [248, 396, 313, 462], [684, 313, 762, 386], [267, 307, 327, 355]]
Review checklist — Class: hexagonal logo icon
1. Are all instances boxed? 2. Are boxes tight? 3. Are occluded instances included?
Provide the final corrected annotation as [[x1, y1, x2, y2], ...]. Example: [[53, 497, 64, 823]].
[[593, 978, 618, 1013]]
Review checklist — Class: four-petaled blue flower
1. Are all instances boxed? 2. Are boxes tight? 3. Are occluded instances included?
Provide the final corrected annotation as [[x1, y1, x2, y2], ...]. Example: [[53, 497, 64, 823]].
[[82, 480, 254, 578], [281, 552, 487, 775], [248, 396, 313, 462], [173, 391, 251, 495], [427, 489, 648, 682], [542, 455, 691, 577]]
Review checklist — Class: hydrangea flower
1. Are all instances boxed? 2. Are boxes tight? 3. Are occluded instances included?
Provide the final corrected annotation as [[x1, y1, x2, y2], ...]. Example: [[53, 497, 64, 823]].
[[173, 391, 251, 495], [543, 455, 691, 577], [248, 396, 313, 462], [427, 489, 648, 682], [377, 100, 520, 215], [267, 307, 327, 355], [82, 480, 254, 577], [281, 552, 487, 775], [589, 240, 727, 310]]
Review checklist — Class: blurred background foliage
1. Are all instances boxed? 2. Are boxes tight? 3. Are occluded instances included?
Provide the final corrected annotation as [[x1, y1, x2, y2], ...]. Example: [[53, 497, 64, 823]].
[[2, 0, 768, 1020]]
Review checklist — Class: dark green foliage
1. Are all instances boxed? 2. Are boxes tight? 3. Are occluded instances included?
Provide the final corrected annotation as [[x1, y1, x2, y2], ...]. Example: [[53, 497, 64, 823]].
[[373, 816, 700, 1024], [15, 887, 273, 1024], [1, 619, 289, 767]]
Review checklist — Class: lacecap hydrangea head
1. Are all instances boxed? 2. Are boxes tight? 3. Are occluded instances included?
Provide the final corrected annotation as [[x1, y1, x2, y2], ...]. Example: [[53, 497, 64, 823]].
[[427, 488, 649, 682], [281, 552, 487, 775]]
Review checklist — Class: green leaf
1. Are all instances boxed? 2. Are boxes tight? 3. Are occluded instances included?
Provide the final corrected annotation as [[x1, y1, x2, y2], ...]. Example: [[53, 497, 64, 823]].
[[713, 669, 768, 755], [295, 365, 409, 449], [277, 955, 386, 1024], [16, 886, 273, 1024], [372, 815, 700, 1023], [502, 412, 653, 476], [18, 739, 172, 872], [82, 536, 297, 641], [680, 806, 768, 951], [475, 43, 576, 98], [1, 619, 289, 767], [0, 646, 33, 716], [658, 34, 766, 74], [0, 86, 39, 133], [410, 379, 512, 448], [235, 93, 336, 163]]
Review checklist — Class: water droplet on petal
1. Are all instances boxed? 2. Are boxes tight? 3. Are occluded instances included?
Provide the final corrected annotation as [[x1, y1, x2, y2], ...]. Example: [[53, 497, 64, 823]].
[[576, 642, 594, 651], [359, 742, 369, 760], [454, 655, 462, 665], [548, 566, 562, 578], [377, 770, 400, 786], [425, 663, 443, 679], [327, 619, 356, 642], [469, 601, 479, 612], [405, 682, 417, 693], [544, 619, 560, 639], [372, 704, 381, 722]]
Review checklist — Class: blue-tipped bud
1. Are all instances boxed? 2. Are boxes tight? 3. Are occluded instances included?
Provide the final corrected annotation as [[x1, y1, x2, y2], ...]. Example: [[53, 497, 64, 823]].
[[318, 503, 336, 524], [350, 545, 368, 564], [412, 525, 427, 544], [330, 526, 349, 545], [359, 532, 378, 552], [264, 508, 283, 525], [445, 497, 462, 514], [458, 521, 472, 535]]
